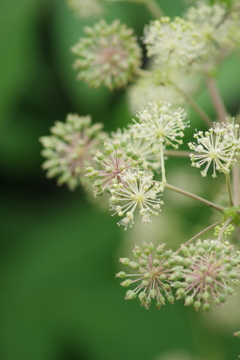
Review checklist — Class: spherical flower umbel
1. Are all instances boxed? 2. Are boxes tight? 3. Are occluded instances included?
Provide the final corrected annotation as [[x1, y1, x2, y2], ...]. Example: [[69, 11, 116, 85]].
[[143, 16, 205, 67], [184, 1, 239, 58], [132, 102, 189, 152], [71, 19, 142, 90], [109, 170, 164, 229], [117, 242, 182, 309], [179, 239, 240, 312], [40, 114, 105, 190], [85, 140, 146, 196], [66, 0, 103, 19], [111, 128, 161, 171], [188, 125, 237, 177]]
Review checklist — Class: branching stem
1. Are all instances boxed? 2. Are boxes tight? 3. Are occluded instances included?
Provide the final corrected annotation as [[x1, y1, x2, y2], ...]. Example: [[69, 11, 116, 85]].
[[164, 150, 191, 158], [205, 75, 228, 124], [143, 0, 164, 18], [217, 216, 232, 242], [176, 220, 222, 253], [170, 81, 213, 128], [226, 173, 234, 207], [160, 182, 225, 213]]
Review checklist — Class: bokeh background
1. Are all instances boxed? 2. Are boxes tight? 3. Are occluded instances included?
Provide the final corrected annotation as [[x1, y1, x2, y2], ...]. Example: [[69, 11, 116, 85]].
[[1, 0, 240, 359]]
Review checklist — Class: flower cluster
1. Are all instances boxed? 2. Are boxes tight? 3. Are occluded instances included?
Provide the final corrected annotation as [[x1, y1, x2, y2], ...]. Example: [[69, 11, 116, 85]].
[[71, 19, 142, 89], [184, 1, 240, 59], [40, 114, 106, 190], [85, 139, 146, 196], [118, 240, 240, 311], [143, 16, 205, 67], [131, 102, 188, 153], [188, 121, 240, 177], [109, 171, 164, 229], [66, 0, 103, 19], [116, 242, 179, 309], [179, 239, 240, 312], [111, 128, 161, 171]]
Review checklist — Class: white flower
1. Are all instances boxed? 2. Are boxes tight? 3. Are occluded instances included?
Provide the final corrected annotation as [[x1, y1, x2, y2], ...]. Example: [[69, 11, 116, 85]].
[[109, 170, 164, 229], [184, 1, 240, 58], [132, 102, 188, 151], [224, 118, 240, 155], [188, 125, 237, 177], [143, 16, 205, 67]]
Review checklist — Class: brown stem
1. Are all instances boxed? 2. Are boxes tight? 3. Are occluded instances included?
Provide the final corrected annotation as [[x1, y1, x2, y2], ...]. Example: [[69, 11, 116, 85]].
[[205, 75, 228, 123], [164, 150, 191, 158], [176, 220, 222, 253]]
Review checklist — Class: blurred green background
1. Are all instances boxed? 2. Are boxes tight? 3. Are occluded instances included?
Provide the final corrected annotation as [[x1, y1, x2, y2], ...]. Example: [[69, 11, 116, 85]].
[[1, 0, 240, 359]]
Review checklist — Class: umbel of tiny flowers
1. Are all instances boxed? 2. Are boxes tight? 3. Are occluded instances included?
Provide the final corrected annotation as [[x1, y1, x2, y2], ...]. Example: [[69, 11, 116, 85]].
[[131, 102, 189, 181], [85, 140, 146, 196], [71, 19, 142, 90], [116, 242, 181, 309], [188, 123, 238, 178], [40, 114, 106, 190], [132, 102, 188, 151], [111, 128, 161, 171], [184, 1, 240, 61], [109, 170, 164, 229], [143, 16, 205, 68], [65, 0, 104, 19], [177, 239, 240, 312]]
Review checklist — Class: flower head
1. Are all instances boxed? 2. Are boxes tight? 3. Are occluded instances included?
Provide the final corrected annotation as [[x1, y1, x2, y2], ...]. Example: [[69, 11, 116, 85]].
[[117, 242, 181, 309], [40, 114, 105, 190], [188, 124, 237, 177], [71, 19, 142, 90], [143, 16, 205, 67], [184, 1, 240, 58], [132, 102, 188, 152], [111, 128, 161, 171], [66, 0, 103, 19], [86, 139, 146, 196], [178, 239, 240, 312], [109, 170, 164, 229]]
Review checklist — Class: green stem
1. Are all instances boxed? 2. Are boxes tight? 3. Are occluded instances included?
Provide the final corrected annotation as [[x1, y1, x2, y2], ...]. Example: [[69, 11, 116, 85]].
[[160, 143, 166, 183], [161, 182, 225, 213], [226, 173, 234, 207], [217, 216, 232, 242], [143, 0, 164, 18], [205, 74, 228, 124], [108, 0, 164, 18], [171, 81, 213, 128], [164, 150, 191, 158], [176, 220, 222, 253]]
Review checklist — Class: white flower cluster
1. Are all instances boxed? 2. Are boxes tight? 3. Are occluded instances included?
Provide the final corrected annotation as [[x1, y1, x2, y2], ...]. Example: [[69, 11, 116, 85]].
[[131, 102, 189, 152], [143, 1, 240, 73], [143, 16, 205, 67], [109, 170, 164, 229], [188, 120, 240, 177]]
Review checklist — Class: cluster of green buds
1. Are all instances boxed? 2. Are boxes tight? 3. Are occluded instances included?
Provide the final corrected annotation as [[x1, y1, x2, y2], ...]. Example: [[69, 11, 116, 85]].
[[111, 128, 161, 171], [39, 114, 106, 190], [179, 239, 240, 312], [118, 240, 240, 311], [85, 139, 146, 196], [116, 242, 180, 309], [71, 19, 142, 90], [188, 120, 240, 178]]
